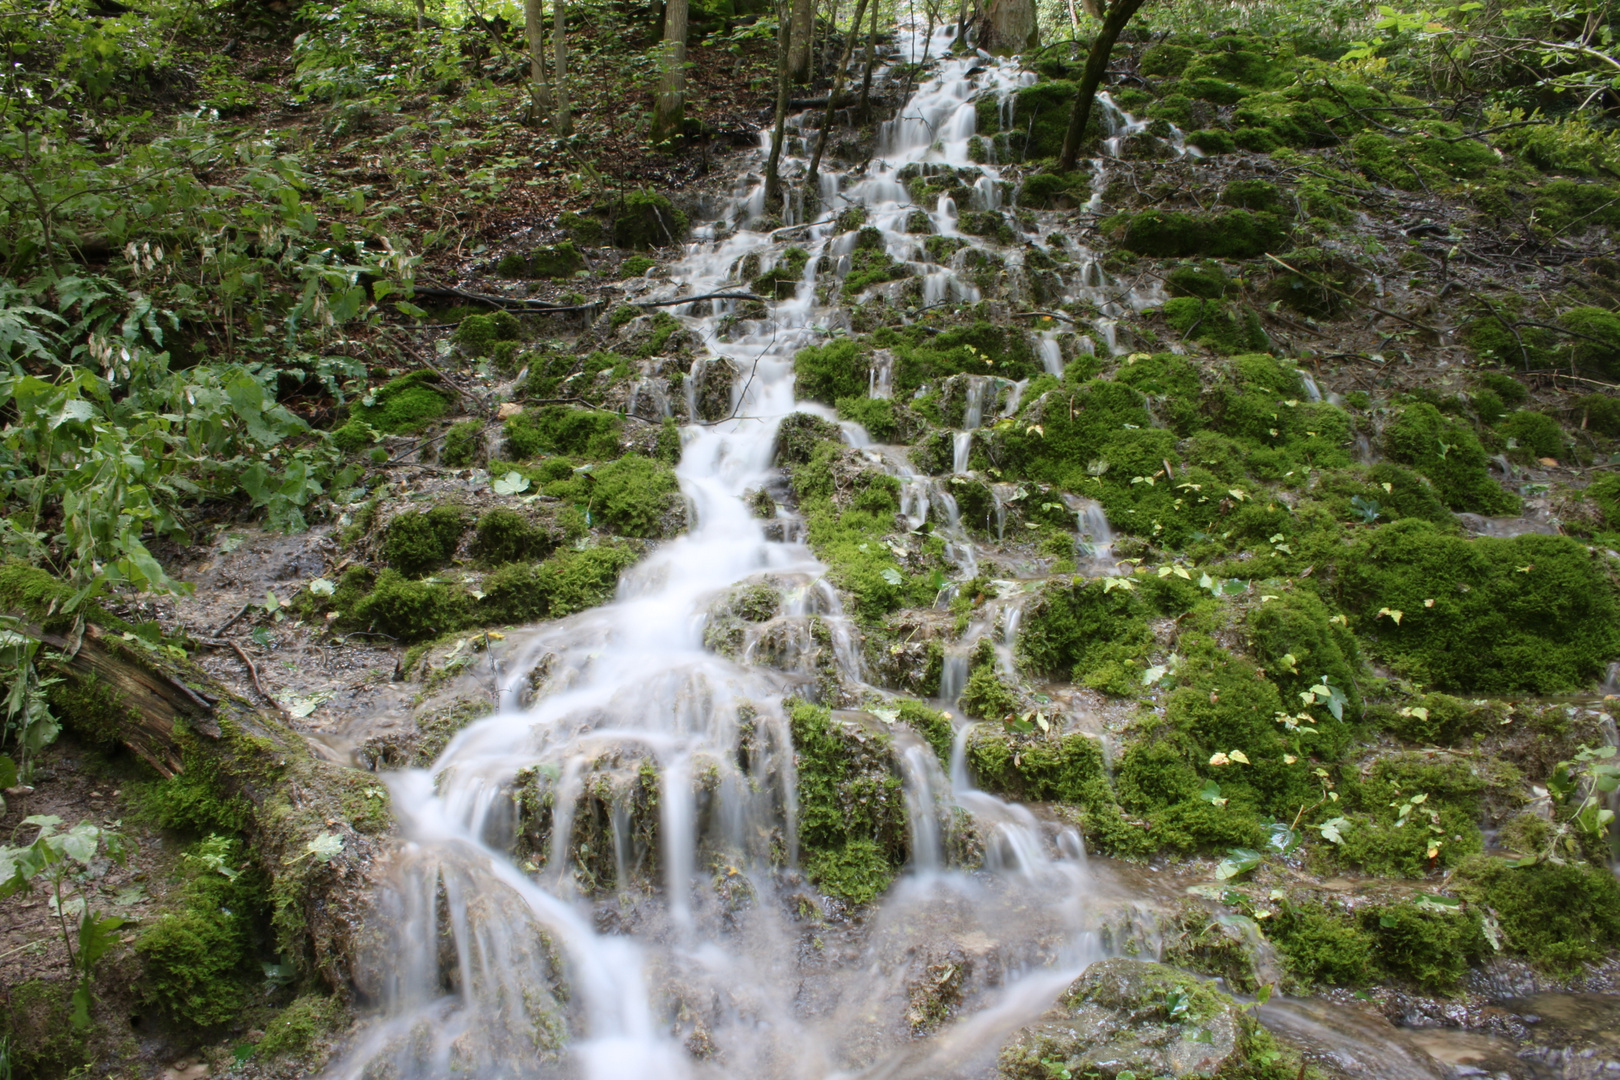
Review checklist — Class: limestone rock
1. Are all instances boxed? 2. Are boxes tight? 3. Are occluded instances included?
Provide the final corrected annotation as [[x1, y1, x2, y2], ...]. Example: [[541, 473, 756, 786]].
[[997, 958, 1248, 1080]]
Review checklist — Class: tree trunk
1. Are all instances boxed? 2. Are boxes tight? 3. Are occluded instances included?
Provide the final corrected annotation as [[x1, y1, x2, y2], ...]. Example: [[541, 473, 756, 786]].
[[553, 0, 574, 136], [524, 0, 555, 116], [787, 0, 814, 82], [1057, 0, 1146, 172], [765, 0, 795, 211], [807, 0, 871, 185], [416, 0, 427, 31], [1, 593, 385, 993], [984, 0, 1038, 54], [858, 0, 879, 117], [651, 0, 690, 143]]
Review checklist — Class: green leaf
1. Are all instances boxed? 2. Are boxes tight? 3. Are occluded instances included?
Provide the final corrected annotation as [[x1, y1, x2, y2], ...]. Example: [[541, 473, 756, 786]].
[[1215, 848, 1263, 881], [880, 567, 904, 586], [308, 578, 335, 596], [304, 832, 344, 862], [492, 471, 531, 496], [0, 754, 16, 789]]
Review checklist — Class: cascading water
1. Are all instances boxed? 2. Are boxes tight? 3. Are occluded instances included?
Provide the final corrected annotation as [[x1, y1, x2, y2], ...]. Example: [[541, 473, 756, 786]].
[[334, 25, 1176, 1080]]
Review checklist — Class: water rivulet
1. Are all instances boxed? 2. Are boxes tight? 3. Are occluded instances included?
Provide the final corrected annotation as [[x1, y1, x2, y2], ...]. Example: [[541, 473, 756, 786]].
[[339, 28, 1236, 1080]]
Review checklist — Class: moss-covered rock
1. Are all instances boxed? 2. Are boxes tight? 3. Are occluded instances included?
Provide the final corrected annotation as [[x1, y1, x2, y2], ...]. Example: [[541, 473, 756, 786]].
[[1106, 208, 1288, 259], [1162, 297, 1269, 354], [1334, 520, 1620, 693], [473, 507, 555, 565], [611, 191, 689, 249], [451, 311, 523, 356], [966, 727, 1106, 804], [789, 700, 906, 902], [352, 371, 457, 435], [504, 405, 622, 460], [497, 241, 585, 279], [997, 958, 1295, 1080], [1381, 401, 1519, 514], [1454, 855, 1620, 970], [382, 505, 470, 576], [775, 411, 843, 465]]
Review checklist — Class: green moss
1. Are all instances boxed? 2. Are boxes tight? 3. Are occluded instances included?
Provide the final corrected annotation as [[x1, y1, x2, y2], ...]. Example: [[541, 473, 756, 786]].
[[775, 411, 843, 465], [451, 311, 523, 355], [1589, 473, 1620, 529], [1334, 754, 1484, 877], [1369, 692, 1491, 745], [1162, 298, 1269, 354], [1576, 393, 1620, 437], [382, 505, 469, 576], [504, 405, 622, 460], [575, 453, 681, 538], [1166, 262, 1234, 299], [0, 980, 87, 1076], [137, 836, 271, 1027], [499, 241, 584, 279], [959, 665, 1019, 720], [965, 727, 1105, 803], [1267, 903, 1375, 987], [129, 760, 253, 836], [788, 700, 905, 901], [1381, 401, 1518, 513], [1335, 520, 1620, 693], [353, 371, 456, 435], [844, 234, 914, 296], [836, 396, 899, 442], [1018, 171, 1088, 208], [1221, 180, 1283, 212], [793, 340, 869, 404], [348, 569, 476, 642], [1454, 855, 1620, 970], [1140, 42, 1194, 77], [752, 246, 812, 298], [1105, 208, 1289, 259], [255, 992, 346, 1059], [558, 210, 605, 245], [1499, 410, 1568, 460], [439, 419, 484, 467], [612, 190, 689, 249], [895, 699, 952, 764], [479, 543, 639, 624], [836, 205, 869, 232], [473, 508, 554, 565], [1362, 902, 1488, 993], [621, 255, 655, 277], [1561, 305, 1620, 379], [329, 418, 375, 452], [1246, 591, 1362, 722]]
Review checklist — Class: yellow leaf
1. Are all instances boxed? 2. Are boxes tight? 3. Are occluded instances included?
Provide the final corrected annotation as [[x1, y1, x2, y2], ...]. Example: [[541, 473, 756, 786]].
[[1209, 752, 1231, 766], [1381, 483, 1393, 493], [1284, 754, 1298, 764], [1378, 607, 1403, 625], [1230, 750, 1250, 764], [1423, 599, 1434, 608]]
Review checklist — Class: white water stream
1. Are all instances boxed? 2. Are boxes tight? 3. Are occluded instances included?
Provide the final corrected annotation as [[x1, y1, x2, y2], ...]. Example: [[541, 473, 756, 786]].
[[331, 27, 1200, 1080]]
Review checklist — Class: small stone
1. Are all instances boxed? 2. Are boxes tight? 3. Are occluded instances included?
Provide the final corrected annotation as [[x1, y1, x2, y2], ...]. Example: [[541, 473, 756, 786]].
[[498, 402, 524, 419]]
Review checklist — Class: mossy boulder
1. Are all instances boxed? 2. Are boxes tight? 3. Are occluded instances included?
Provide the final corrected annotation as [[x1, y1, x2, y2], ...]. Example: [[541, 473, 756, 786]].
[[775, 411, 843, 465], [451, 310, 523, 356], [504, 405, 622, 460], [794, 339, 870, 404], [1162, 298, 1269, 354], [789, 700, 906, 903], [997, 958, 1289, 1080], [1561, 305, 1620, 378], [1105, 209, 1288, 260], [1454, 855, 1620, 971], [1335, 520, 1620, 694], [382, 505, 470, 576], [1381, 401, 1518, 514], [440, 419, 485, 467], [965, 727, 1106, 804], [473, 507, 555, 565], [497, 241, 585, 279], [352, 371, 456, 435], [611, 191, 689, 249]]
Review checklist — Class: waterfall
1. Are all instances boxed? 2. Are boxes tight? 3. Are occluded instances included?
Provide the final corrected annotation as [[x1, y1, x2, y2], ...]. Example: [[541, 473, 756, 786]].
[[333, 23, 1142, 1080]]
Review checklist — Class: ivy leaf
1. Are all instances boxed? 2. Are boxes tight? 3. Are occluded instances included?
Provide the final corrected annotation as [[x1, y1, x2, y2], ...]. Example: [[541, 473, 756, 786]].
[[1377, 607, 1404, 625], [1316, 817, 1350, 845], [1198, 779, 1227, 807], [880, 567, 904, 586], [308, 578, 335, 596], [1215, 848, 1263, 880]]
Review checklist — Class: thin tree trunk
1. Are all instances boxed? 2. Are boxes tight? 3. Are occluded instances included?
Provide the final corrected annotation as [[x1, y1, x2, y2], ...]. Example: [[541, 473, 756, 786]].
[[553, 0, 574, 135], [1057, 0, 1145, 171], [788, 0, 814, 82], [524, 0, 555, 116], [765, 0, 795, 210], [858, 0, 880, 117], [651, 0, 690, 142], [416, 0, 426, 30], [806, 0, 870, 184]]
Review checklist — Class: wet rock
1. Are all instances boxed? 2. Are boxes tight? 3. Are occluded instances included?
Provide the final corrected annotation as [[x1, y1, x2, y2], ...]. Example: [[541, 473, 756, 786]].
[[997, 958, 1250, 1080], [693, 356, 741, 422]]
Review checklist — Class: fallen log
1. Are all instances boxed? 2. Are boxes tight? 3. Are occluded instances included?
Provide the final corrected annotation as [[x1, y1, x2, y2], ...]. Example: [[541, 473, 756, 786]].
[[0, 565, 387, 995]]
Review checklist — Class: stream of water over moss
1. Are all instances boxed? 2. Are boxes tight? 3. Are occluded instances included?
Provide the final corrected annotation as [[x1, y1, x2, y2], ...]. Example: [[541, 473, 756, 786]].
[[329, 26, 1617, 1080]]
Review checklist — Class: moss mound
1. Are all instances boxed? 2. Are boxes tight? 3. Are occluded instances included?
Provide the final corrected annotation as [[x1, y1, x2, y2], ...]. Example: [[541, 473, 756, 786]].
[[352, 370, 456, 435]]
